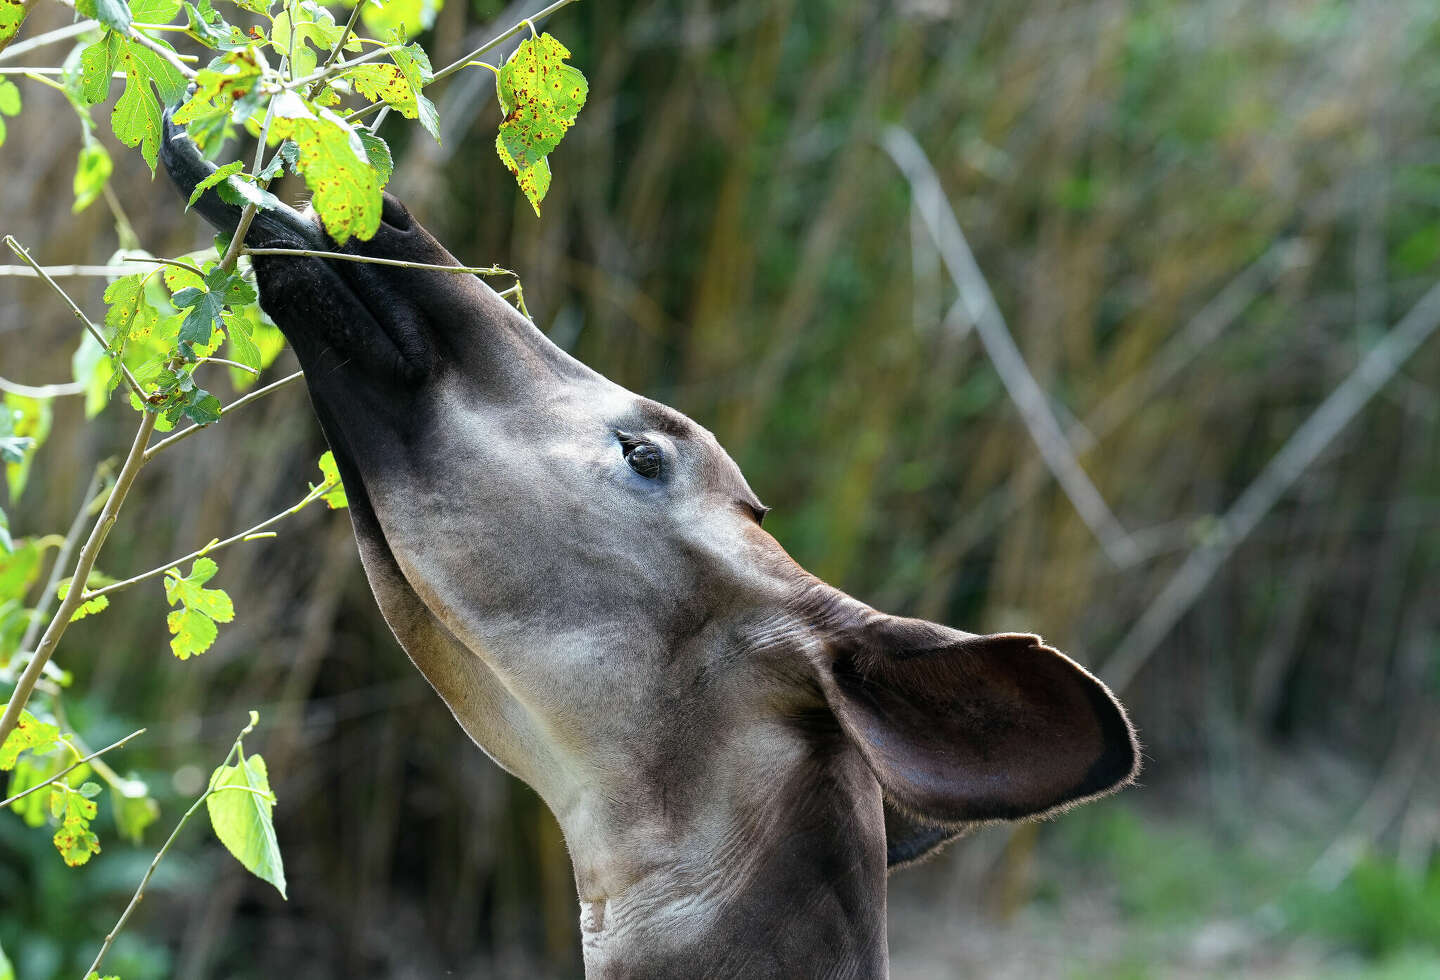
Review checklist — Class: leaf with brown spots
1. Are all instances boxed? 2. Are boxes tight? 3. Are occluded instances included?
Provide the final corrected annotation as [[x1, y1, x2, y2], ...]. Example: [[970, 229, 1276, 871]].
[[495, 32, 587, 171], [267, 92, 382, 243], [496, 132, 550, 217]]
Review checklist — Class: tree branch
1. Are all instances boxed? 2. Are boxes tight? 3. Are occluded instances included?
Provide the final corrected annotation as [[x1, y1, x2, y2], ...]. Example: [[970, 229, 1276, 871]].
[[1101, 277, 1440, 692]]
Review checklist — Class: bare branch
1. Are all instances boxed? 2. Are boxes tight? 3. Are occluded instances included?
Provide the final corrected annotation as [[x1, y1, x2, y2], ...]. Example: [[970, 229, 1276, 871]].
[[1101, 277, 1440, 692], [879, 125, 1140, 568]]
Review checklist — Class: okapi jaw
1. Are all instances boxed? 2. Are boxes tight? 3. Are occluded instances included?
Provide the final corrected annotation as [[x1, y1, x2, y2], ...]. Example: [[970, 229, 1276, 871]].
[[164, 121, 1140, 978]]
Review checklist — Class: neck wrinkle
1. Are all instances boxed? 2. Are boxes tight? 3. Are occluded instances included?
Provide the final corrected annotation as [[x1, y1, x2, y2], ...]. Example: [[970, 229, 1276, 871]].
[[567, 740, 890, 980]]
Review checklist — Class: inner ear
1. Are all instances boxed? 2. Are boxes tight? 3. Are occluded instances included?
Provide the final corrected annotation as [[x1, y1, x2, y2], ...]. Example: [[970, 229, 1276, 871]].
[[824, 619, 1139, 827]]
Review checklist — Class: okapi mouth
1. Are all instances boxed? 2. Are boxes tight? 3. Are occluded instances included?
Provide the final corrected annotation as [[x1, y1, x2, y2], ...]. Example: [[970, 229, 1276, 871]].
[[160, 110, 435, 387]]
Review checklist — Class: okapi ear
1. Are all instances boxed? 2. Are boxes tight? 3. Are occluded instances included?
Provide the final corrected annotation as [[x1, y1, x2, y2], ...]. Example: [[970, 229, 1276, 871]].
[[820, 614, 1139, 835]]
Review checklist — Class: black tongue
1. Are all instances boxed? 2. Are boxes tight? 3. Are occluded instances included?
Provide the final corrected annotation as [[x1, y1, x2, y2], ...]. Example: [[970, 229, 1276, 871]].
[[160, 105, 327, 250]]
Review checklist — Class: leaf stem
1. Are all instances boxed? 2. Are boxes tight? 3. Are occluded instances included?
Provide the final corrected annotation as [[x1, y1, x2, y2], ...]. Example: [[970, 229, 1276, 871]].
[[0, 728, 146, 809], [0, 411, 157, 751], [3, 236, 146, 401], [83, 478, 339, 602], [142, 370, 304, 461], [241, 247, 514, 277]]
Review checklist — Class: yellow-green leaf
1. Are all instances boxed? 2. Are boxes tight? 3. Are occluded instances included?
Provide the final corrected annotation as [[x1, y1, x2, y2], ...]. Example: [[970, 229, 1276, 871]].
[[267, 92, 381, 243], [313, 450, 347, 509], [0, 706, 59, 770], [73, 143, 113, 214], [207, 751, 286, 898], [1, 0, 32, 51]]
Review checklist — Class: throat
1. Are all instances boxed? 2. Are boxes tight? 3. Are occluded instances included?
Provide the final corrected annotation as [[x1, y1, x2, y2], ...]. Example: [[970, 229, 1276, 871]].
[[569, 751, 890, 980]]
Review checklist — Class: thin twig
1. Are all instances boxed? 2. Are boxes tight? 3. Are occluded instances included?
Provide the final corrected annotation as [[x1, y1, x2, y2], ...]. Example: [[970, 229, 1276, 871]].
[[242, 247, 513, 277], [195, 356, 258, 375], [1101, 277, 1440, 692], [126, 27, 198, 76], [0, 377, 86, 397], [0, 729, 146, 809], [0, 22, 98, 63], [321, 0, 366, 72], [143, 370, 304, 461], [0, 411, 158, 750], [84, 479, 339, 602], [4, 236, 146, 400], [0, 263, 161, 278], [86, 714, 259, 978], [118, 255, 204, 274], [879, 126, 1139, 568]]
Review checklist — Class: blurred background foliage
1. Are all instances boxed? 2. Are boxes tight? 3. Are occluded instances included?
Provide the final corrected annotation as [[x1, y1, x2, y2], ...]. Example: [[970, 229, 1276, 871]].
[[3, 0, 1440, 976]]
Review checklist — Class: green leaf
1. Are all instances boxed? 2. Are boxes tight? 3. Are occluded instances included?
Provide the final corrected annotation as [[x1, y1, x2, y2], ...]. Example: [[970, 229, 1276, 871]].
[[223, 308, 262, 386], [7, 750, 67, 826], [0, 79, 18, 147], [0, 536, 42, 602], [80, 33, 123, 105], [1, 0, 32, 52], [112, 65, 163, 170], [111, 777, 159, 843], [313, 450, 347, 509], [390, 43, 438, 142], [356, 0, 441, 38], [187, 159, 243, 208], [50, 782, 102, 866], [0, 506, 10, 554], [207, 750, 286, 898], [77, 0, 132, 34], [495, 32, 587, 171], [69, 592, 110, 621], [0, 934, 13, 980], [166, 606, 217, 658], [163, 556, 233, 658], [0, 707, 60, 770], [130, 0, 182, 22], [270, 0, 348, 79], [73, 142, 114, 214], [110, 38, 187, 171], [4, 392, 52, 500], [357, 130, 393, 187], [267, 92, 381, 243], [496, 133, 550, 217]]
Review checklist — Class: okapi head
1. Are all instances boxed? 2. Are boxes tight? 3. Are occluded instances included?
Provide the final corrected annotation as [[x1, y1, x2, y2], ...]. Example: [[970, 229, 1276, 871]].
[[164, 119, 1138, 979]]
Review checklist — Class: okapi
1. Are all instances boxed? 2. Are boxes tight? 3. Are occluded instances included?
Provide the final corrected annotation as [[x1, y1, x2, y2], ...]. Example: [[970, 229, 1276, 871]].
[[163, 116, 1138, 979]]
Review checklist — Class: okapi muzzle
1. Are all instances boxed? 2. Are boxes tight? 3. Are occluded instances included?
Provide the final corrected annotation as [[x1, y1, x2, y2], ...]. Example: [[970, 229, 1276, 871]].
[[163, 115, 1139, 979]]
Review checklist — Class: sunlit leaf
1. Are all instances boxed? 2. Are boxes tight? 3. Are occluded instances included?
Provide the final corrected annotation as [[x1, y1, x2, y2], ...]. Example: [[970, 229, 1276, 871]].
[[1, 0, 31, 51], [267, 91, 381, 243], [495, 32, 586, 170], [73, 142, 113, 213], [0, 707, 60, 770], [164, 556, 233, 658], [313, 450, 347, 509], [50, 782, 101, 866], [3, 393, 52, 500], [0, 79, 19, 147], [111, 776, 159, 843], [207, 750, 286, 897]]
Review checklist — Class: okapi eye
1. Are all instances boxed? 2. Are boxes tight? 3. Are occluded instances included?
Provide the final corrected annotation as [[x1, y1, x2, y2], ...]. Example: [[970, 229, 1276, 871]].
[[626, 443, 663, 479], [615, 431, 663, 479]]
